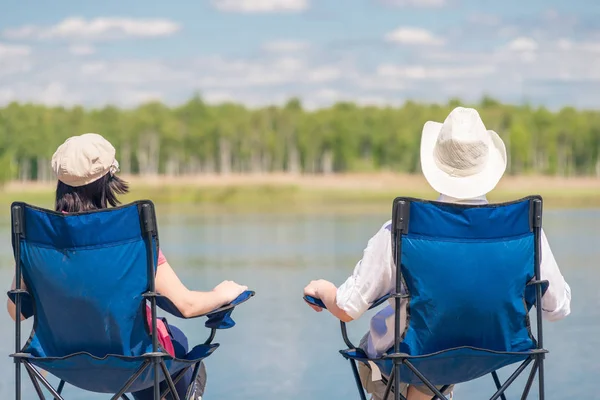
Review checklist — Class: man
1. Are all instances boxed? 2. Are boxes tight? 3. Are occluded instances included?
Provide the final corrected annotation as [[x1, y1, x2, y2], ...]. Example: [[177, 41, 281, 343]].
[[303, 107, 572, 400]]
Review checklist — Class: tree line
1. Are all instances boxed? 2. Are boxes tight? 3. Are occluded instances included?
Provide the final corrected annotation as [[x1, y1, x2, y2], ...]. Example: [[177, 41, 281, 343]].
[[0, 96, 599, 183]]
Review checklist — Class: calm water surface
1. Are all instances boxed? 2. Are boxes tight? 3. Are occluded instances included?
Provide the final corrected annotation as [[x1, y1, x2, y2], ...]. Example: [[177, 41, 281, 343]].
[[0, 208, 598, 399]]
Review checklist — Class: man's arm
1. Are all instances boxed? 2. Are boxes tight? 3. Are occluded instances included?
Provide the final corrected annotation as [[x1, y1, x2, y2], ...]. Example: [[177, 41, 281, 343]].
[[539, 229, 571, 321], [304, 280, 353, 322], [304, 221, 395, 322]]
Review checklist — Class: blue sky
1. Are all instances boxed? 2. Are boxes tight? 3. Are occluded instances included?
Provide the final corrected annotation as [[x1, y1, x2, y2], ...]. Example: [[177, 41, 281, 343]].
[[1, 0, 599, 109]]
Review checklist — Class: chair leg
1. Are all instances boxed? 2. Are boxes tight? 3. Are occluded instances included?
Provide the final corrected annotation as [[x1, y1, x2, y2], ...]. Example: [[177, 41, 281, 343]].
[[122, 395, 132, 400], [153, 361, 161, 400], [15, 358, 21, 400], [349, 360, 367, 400], [489, 358, 533, 400], [57, 380, 65, 395], [520, 360, 538, 400], [22, 362, 65, 400], [110, 361, 151, 400], [24, 365, 46, 400], [159, 361, 181, 400], [184, 363, 203, 400], [403, 361, 448, 400], [538, 355, 545, 400], [491, 371, 507, 400], [161, 367, 192, 399], [382, 369, 394, 400], [431, 385, 451, 400]]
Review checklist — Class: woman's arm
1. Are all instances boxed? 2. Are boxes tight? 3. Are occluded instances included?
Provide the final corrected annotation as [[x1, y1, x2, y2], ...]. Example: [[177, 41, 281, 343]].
[[6, 275, 27, 322], [155, 261, 247, 318]]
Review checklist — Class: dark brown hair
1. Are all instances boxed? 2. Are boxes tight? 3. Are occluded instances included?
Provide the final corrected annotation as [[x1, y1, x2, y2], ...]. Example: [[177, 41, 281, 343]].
[[55, 174, 129, 213]]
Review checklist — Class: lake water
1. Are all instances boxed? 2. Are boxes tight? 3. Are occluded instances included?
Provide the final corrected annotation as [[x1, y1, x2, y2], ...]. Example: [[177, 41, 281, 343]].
[[0, 207, 598, 399]]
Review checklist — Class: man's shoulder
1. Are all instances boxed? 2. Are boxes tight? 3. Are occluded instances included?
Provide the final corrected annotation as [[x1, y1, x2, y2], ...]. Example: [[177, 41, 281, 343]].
[[380, 219, 393, 232]]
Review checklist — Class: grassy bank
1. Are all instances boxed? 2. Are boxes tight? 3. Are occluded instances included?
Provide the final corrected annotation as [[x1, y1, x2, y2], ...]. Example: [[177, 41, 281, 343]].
[[1, 173, 599, 213]]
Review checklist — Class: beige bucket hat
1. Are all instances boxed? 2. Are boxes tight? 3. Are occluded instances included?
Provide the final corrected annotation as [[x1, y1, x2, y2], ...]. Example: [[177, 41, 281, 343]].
[[51, 133, 119, 187], [420, 107, 507, 199]]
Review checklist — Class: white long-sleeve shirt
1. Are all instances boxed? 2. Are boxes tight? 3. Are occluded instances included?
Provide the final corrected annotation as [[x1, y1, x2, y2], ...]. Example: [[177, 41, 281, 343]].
[[336, 195, 572, 359]]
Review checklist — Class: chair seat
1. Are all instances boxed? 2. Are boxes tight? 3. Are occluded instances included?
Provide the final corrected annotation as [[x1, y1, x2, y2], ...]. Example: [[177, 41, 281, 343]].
[[340, 346, 546, 385], [13, 343, 219, 393]]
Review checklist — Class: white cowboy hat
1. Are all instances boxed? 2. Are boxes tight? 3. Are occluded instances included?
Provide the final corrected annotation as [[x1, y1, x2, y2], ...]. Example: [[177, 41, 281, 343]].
[[420, 107, 507, 199]]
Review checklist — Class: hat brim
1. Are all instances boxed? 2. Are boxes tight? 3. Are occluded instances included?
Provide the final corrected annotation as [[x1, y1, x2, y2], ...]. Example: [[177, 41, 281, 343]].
[[420, 121, 507, 200]]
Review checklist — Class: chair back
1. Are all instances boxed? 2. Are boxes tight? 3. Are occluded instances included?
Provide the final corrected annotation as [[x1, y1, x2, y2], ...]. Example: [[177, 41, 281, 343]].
[[11, 201, 159, 358], [393, 197, 543, 356]]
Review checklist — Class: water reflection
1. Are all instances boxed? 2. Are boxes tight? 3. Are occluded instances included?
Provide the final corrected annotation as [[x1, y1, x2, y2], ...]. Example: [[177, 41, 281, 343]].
[[0, 208, 597, 399]]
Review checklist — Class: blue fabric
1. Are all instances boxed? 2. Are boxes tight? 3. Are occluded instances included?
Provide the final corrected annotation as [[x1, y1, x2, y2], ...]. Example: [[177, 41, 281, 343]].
[[22, 344, 217, 393], [341, 347, 534, 385], [405, 199, 532, 239], [11, 203, 217, 394], [205, 290, 255, 329], [389, 198, 541, 384]]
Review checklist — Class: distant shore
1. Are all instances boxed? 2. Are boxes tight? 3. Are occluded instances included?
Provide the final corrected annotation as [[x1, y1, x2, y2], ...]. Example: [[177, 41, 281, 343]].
[[1, 173, 599, 213]]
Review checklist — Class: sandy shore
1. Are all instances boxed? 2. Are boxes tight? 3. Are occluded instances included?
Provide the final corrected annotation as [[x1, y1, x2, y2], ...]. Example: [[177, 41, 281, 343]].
[[4, 173, 599, 192], [1, 173, 599, 211]]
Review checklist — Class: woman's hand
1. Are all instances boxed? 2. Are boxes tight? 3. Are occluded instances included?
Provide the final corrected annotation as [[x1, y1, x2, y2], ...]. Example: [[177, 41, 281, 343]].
[[212, 280, 248, 304]]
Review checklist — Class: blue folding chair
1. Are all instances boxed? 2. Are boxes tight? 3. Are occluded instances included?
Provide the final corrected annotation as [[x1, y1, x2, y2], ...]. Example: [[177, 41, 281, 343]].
[[305, 196, 549, 400], [8, 200, 255, 400]]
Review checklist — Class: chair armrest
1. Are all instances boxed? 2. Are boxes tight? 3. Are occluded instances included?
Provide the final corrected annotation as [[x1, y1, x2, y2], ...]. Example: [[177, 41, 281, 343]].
[[525, 280, 549, 310], [303, 294, 391, 311], [156, 290, 255, 329], [303, 295, 326, 309], [7, 290, 34, 319]]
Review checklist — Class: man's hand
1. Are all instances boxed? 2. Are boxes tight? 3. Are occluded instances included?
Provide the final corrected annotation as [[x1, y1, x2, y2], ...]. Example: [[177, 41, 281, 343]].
[[304, 279, 337, 312], [303, 280, 324, 312]]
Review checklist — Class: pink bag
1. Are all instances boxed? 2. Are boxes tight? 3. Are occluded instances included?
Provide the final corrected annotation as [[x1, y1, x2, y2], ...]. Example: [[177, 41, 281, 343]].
[[145, 305, 175, 357]]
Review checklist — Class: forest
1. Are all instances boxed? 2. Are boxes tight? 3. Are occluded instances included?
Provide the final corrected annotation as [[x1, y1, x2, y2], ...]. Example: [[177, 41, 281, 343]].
[[0, 96, 599, 183]]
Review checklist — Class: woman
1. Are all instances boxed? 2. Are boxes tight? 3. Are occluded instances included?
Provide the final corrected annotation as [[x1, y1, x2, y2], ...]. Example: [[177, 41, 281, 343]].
[[303, 107, 571, 400], [7, 133, 248, 400]]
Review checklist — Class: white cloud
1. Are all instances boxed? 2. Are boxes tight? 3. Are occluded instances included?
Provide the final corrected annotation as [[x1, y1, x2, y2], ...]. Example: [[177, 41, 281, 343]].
[[557, 38, 600, 53], [211, 0, 309, 13], [0, 43, 32, 78], [37, 82, 72, 105], [0, 42, 31, 57], [507, 37, 539, 52], [305, 66, 342, 82], [80, 60, 194, 85], [0, 81, 82, 106], [262, 40, 310, 53], [68, 44, 95, 55], [0, 88, 15, 104], [191, 56, 343, 88], [385, 27, 444, 46], [314, 88, 339, 101], [3, 30, 600, 110], [3, 17, 180, 41], [377, 64, 495, 80], [377, 0, 446, 7]]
